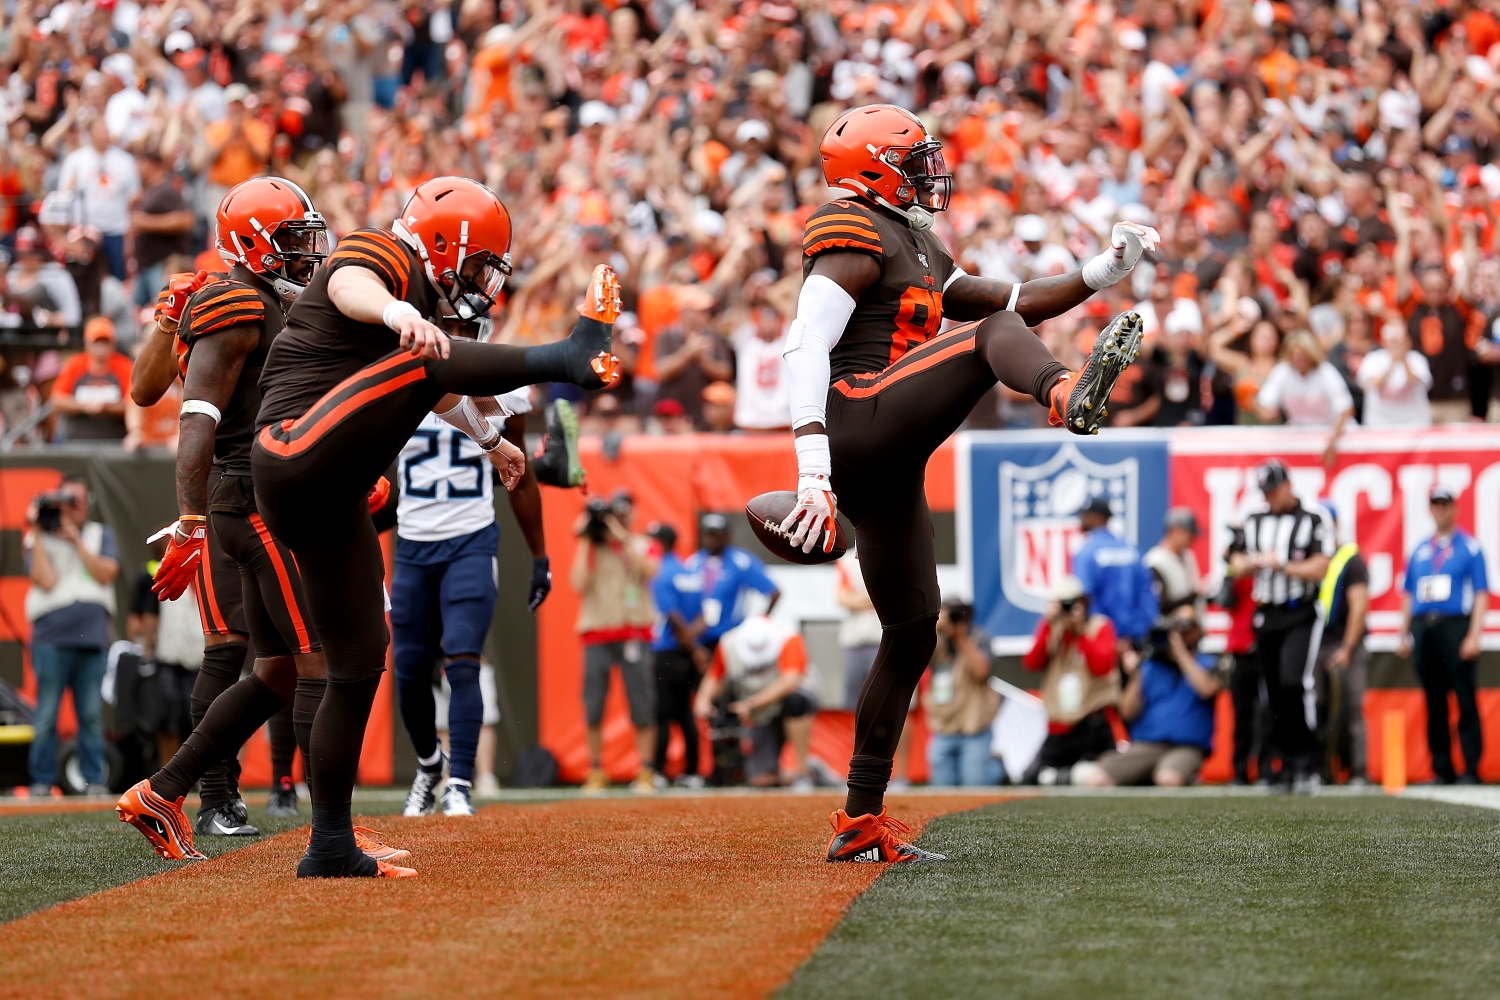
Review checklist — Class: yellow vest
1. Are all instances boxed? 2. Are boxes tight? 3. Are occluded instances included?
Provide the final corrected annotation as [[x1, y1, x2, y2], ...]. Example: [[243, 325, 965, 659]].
[[1318, 543, 1360, 621]]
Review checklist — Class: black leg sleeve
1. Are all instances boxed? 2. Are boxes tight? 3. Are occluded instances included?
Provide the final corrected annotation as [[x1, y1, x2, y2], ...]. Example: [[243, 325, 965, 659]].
[[190, 640, 248, 804], [268, 704, 296, 784], [293, 676, 326, 795], [151, 675, 287, 802]]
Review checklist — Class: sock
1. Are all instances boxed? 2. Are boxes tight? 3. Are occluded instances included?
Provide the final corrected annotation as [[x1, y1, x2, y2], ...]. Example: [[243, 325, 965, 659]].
[[268, 704, 296, 786], [151, 675, 287, 802], [308, 675, 381, 810], [394, 655, 439, 763], [300, 801, 377, 877], [189, 641, 248, 804], [844, 755, 894, 819], [417, 747, 443, 770], [1030, 362, 1071, 408], [521, 316, 612, 388], [443, 659, 483, 784], [292, 676, 326, 795]]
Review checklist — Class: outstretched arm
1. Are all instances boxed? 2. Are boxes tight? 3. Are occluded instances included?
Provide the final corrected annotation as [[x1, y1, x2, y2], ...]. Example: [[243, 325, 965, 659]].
[[943, 222, 1159, 324]]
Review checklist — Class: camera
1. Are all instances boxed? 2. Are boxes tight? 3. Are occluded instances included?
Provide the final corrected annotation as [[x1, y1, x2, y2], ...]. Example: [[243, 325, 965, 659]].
[[1144, 615, 1199, 663], [582, 497, 612, 543], [34, 492, 70, 533]]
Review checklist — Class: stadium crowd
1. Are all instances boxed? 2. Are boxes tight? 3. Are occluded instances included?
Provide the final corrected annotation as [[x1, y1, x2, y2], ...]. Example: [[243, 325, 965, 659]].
[[0, 0, 1495, 440]]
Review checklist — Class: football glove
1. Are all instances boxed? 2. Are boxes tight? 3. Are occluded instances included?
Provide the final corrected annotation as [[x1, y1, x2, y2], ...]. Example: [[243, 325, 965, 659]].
[[151, 516, 207, 601], [780, 475, 839, 556], [528, 555, 552, 612], [367, 475, 392, 515], [154, 271, 211, 331]]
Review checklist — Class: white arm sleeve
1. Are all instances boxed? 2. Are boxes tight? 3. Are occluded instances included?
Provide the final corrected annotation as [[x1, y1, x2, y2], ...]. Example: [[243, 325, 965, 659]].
[[783, 274, 856, 433], [435, 396, 504, 451]]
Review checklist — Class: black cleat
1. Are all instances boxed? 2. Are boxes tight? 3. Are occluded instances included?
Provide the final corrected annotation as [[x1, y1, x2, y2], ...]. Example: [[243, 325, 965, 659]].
[[532, 400, 584, 489], [1048, 311, 1144, 435], [195, 799, 260, 837], [266, 776, 299, 817]]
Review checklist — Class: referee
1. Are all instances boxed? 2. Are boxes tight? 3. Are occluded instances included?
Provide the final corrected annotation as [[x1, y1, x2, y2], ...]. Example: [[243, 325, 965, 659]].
[[1229, 460, 1335, 793], [1396, 485, 1489, 785]]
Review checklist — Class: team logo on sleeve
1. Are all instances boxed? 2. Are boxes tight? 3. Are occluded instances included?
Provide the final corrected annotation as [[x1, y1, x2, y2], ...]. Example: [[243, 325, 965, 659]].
[[999, 443, 1138, 612]]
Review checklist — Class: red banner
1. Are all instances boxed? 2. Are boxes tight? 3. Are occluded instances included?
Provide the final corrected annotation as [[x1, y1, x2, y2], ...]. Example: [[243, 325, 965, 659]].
[[1170, 426, 1500, 646]]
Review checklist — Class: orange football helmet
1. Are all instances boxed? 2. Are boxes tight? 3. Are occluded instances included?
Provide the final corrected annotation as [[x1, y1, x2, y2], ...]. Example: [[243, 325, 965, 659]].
[[216, 177, 329, 301], [820, 105, 952, 227], [392, 176, 514, 321]]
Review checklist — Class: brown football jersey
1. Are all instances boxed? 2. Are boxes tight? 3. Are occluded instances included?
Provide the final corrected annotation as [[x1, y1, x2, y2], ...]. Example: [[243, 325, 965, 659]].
[[801, 198, 956, 380]]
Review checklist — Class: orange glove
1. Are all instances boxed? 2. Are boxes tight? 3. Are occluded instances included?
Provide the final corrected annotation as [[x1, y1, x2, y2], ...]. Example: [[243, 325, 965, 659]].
[[367, 476, 391, 515], [151, 516, 207, 601], [155, 271, 211, 331]]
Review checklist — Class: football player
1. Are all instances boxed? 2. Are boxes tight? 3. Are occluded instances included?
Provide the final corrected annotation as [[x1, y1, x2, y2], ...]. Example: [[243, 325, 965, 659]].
[[251, 176, 620, 878], [394, 361, 553, 819], [119, 179, 412, 865], [780, 106, 1155, 863]]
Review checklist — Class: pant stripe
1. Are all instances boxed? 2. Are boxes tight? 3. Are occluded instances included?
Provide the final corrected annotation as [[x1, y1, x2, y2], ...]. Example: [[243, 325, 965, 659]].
[[248, 513, 314, 654], [834, 325, 978, 399], [196, 539, 229, 634], [257, 353, 427, 458]]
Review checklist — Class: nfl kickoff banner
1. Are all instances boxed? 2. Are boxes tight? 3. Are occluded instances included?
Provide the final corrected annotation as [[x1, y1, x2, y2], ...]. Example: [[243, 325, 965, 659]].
[[958, 426, 1500, 653]]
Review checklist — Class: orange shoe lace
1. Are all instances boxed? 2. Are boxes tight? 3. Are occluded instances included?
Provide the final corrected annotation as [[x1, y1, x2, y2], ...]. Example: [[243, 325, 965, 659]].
[[873, 814, 914, 856], [353, 826, 394, 852]]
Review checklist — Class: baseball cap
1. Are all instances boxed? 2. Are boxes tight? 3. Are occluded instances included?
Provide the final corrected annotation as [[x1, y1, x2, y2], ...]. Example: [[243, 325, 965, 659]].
[[84, 317, 116, 342], [735, 119, 771, 144], [646, 521, 678, 551], [224, 82, 251, 104], [1081, 495, 1114, 519], [1165, 507, 1199, 536], [700, 512, 729, 533], [1014, 214, 1047, 242], [1430, 484, 1457, 503], [1256, 459, 1289, 492], [653, 397, 686, 419], [1051, 575, 1086, 603]]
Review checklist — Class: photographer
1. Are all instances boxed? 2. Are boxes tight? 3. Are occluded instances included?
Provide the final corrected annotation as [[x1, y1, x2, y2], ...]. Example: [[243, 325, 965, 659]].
[[571, 488, 659, 794], [1074, 608, 1223, 787], [923, 600, 1002, 787], [23, 475, 120, 796], [1020, 576, 1120, 785]]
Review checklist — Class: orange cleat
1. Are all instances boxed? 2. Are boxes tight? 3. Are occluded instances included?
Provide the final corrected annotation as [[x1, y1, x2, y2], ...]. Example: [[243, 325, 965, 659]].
[[304, 825, 410, 862], [1047, 311, 1143, 435], [577, 263, 622, 324], [826, 807, 946, 863], [590, 352, 623, 387], [355, 826, 410, 862], [117, 780, 207, 861], [376, 860, 418, 878]]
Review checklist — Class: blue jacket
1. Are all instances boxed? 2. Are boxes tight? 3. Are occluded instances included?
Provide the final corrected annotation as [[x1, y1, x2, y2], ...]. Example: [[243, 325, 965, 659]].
[[1129, 652, 1219, 751], [680, 546, 778, 642], [651, 552, 696, 652], [1072, 527, 1158, 643]]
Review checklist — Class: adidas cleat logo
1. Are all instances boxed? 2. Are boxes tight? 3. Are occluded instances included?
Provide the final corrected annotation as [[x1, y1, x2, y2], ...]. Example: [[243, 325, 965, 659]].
[[852, 847, 881, 863]]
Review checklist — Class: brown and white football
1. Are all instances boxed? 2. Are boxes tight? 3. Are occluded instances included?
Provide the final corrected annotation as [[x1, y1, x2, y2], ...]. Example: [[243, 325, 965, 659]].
[[744, 491, 848, 565]]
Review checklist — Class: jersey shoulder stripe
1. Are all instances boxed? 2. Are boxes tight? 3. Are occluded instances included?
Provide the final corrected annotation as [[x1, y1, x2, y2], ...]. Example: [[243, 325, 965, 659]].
[[328, 229, 412, 299], [803, 201, 883, 259], [184, 276, 265, 340]]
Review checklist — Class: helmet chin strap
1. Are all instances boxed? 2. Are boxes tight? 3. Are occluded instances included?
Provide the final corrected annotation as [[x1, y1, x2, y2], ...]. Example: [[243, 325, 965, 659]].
[[843, 180, 936, 231]]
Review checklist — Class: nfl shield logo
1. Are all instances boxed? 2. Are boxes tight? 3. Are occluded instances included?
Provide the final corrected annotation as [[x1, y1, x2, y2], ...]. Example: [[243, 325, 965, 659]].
[[998, 442, 1138, 612]]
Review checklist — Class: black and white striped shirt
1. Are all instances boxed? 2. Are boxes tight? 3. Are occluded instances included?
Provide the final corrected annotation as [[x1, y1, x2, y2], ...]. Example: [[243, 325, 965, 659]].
[[1239, 501, 1336, 608]]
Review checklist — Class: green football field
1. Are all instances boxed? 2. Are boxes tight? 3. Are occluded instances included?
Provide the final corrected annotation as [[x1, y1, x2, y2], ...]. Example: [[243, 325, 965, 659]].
[[3, 790, 1498, 999], [781, 793, 1500, 1000]]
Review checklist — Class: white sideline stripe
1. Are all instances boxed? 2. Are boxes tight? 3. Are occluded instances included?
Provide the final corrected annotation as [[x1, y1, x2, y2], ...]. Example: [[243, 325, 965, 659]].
[[1403, 787, 1500, 813]]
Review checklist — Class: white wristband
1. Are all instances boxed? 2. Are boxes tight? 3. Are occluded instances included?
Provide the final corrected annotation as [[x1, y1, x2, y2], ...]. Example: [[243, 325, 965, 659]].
[[794, 433, 832, 480], [180, 399, 222, 425], [383, 300, 420, 330]]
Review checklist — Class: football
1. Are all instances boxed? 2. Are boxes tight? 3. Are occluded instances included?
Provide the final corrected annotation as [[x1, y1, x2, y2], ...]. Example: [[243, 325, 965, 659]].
[[745, 490, 848, 565]]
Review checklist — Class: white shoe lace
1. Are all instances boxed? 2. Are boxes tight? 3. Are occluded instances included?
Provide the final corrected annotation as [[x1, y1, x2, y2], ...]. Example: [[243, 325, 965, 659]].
[[403, 768, 444, 816]]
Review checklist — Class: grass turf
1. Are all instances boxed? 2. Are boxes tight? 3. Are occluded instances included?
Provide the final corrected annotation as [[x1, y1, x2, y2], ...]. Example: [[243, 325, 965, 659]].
[[778, 794, 1500, 1000], [0, 795, 998, 1000], [0, 797, 399, 923]]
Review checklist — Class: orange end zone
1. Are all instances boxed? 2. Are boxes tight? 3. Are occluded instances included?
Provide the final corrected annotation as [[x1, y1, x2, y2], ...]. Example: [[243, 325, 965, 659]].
[[0, 794, 1003, 1000]]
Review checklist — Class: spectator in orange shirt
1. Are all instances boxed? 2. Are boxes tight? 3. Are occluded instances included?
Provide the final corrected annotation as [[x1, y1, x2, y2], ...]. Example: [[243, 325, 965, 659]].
[[52, 318, 133, 443], [202, 84, 273, 209]]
